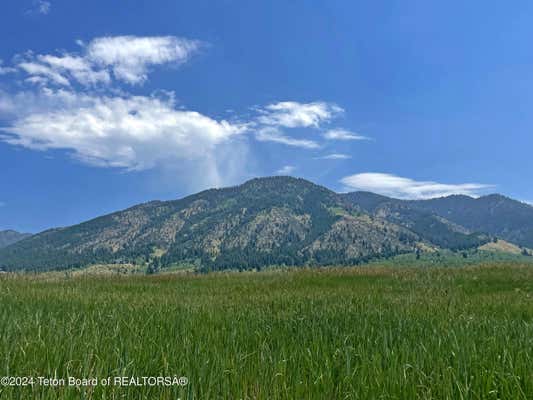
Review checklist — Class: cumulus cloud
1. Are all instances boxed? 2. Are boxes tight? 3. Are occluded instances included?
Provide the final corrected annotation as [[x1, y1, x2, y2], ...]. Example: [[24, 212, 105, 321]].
[[257, 101, 342, 128], [0, 87, 90, 117], [276, 165, 296, 175], [12, 35, 201, 87], [317, 153, 351, 160], [255, 127, 320, 149], [0, 90, 245, 171], [340, 173, 493, 199], [323, 129, 369, 141]]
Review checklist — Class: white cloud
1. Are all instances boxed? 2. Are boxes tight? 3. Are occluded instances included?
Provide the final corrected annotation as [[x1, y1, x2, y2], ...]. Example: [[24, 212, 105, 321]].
[[323, 129, 369, 141], [36, 54, 111, 86], [0, 87, 340, 186], [276, 165, 296, 175], [255, 127, 320, 149], [18, 62, 71, 86], [12, 35, 201, 87], [0, 36, 363, 188], [317, 153, 351, 160], [1, 91, 245, 171], [0, 87, 94, 117], [340, 173, 493, 199], [86, 36, 201, 84], [251, 101, 348, 150], [257, 101, 342, 128]]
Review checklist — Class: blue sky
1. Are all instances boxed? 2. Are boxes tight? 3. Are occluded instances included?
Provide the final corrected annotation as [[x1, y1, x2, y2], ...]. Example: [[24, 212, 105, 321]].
[[1, 0, 533, 233]]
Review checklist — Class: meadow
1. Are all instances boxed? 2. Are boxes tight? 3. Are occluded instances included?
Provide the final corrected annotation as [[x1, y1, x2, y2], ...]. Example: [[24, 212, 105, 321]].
[[0, 263, 532, 399]]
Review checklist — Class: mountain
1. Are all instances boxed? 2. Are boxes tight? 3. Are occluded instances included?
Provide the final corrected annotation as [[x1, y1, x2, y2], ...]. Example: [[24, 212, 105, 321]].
[[0, 177, 421, 272], [0, 230, 31, 249], [343, 192, 533, 248], [2, 177, 530, 273]]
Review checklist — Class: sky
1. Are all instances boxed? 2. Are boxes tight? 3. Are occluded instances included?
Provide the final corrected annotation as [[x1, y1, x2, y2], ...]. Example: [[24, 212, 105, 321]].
[[1, 0, 533, 233]]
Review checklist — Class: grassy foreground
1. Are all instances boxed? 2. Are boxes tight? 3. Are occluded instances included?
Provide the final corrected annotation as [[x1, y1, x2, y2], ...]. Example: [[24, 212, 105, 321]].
[[1, 264, 533, 399]]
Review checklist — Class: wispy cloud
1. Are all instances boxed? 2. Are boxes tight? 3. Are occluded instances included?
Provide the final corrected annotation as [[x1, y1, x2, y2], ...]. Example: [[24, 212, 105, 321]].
[[250, 101, 347, 149], [317, 153, 351, 160], [323, 129, 369, 141], [255, 128, 320, 149], [27, 0, 51, 15], [257, 101, 342, 128], [13, 35, 201, 87], [37, 1, 51, 14], [18, 61, 72, 86], [340, 172, 493, 199], [276, 165, 296, 175], [29, 54, 111, 86]]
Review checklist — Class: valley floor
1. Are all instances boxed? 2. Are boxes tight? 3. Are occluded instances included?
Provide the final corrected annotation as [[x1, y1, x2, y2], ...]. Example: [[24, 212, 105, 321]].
[[1, 263, 532, 399]]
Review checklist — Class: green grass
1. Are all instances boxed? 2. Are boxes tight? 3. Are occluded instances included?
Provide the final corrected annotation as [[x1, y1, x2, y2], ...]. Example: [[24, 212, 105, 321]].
[[1, 264, 533, 399]]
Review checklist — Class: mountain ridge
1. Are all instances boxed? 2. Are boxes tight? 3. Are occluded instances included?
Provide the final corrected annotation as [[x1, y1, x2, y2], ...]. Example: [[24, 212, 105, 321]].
[[343, 190, 533, 248], [1, 176, 531, 272]]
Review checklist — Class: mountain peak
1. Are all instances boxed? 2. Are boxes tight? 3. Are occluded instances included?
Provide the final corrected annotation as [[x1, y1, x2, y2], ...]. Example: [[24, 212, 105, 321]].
[[441, 194, 475, 200], [241, 175, 322, 188]]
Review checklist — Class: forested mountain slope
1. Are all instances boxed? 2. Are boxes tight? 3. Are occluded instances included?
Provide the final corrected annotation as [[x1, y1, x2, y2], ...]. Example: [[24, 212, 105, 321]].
[[5, 177, 529, 272], [0, 177, 421, 271], [344, 192, 533, 248]]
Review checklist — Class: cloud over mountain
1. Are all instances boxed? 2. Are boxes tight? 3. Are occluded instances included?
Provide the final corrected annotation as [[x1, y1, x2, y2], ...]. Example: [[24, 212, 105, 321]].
[[341, 173, 493, 199]]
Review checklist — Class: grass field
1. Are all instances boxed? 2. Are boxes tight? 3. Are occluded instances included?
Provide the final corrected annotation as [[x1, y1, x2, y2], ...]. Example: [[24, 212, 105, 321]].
[[1, 263, 533, 399]]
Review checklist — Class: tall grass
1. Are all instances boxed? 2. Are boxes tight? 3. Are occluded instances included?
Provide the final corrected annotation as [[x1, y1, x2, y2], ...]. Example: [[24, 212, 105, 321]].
[[0, 264, 532, 399]]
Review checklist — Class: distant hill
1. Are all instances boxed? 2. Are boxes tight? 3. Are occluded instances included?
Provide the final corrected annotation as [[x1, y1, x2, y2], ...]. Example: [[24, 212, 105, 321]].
[[407, 194, 533, 248], [342, 192, 489, 250], [0, 230, 31, 249], [343, 192, 533, 249], [3, 176, 532, 272]]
